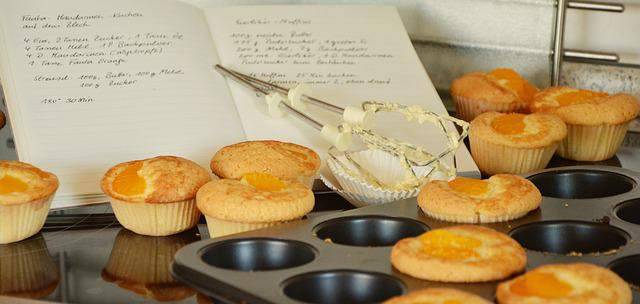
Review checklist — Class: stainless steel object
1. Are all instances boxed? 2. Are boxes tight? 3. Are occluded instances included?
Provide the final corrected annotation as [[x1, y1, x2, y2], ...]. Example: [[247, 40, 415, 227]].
[[172, 166, 640, 303], [553, 0, 625, 84]]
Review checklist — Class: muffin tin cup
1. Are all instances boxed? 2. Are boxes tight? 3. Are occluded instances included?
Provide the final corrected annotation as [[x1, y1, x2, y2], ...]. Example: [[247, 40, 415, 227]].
[[172, 166, 640, 303]]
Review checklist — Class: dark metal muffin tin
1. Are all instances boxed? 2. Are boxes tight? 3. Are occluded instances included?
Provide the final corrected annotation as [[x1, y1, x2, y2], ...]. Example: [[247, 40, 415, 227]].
[[172, 166, 640, 303]]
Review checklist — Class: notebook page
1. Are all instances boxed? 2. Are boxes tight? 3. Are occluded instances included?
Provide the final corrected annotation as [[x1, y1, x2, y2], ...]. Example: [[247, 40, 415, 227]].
[[205, 5, 478, 176], [0, 0, 246, 208]]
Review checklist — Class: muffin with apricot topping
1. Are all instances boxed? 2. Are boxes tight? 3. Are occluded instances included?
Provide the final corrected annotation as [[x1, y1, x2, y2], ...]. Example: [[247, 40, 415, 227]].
[[391, 225, 527, 282], [210, 140, 320, 188], [497, 263, 631, 304], [196, 172, 314, 238], [101, 156, 211, 236], [450, 68, 539, 121], [384, 288, 491, 304], [418, 175, 541, 223], [0, 161, 58, 244], [530, 86, 639, 161], [470, 111, 567, 175]]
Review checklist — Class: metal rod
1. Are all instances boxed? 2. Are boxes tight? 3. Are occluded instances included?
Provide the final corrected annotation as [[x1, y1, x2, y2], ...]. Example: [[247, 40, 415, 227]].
[[564, 49, 620, 62], [552, 0, 568, 85], [215, 65, 324, 131], [568, 1, 624, 12], [217, 65, 346, 114], [215, 65, 270, 95], [284, 105, 323, 131]]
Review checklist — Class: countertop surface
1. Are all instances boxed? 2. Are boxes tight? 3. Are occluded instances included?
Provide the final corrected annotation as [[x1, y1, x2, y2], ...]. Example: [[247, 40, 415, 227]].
[[0, 193, 353, 304]]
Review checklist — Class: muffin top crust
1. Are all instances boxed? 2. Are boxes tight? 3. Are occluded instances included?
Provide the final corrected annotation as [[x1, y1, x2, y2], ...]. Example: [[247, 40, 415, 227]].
[[531, 86, 639, 125], [451, 68, 539, 104], [497, 263, 632, 304], [196, 172, 314, 223], [470, 112, 567, 148], [101, 156, 210, 204], [0, 161, 58, 205], [210, 140, 320, 183]]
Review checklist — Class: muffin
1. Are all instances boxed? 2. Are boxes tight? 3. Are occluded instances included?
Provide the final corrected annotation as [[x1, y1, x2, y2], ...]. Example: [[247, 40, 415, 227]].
[[470, 112, 567, 174], [391, 225, 526, 282], [101, 156, 211, 236], [210, 140, 321, 188], [197, 172, 314, 238], [450, 68, 539, 121], [530, 86, 640, 161], [0, 161, 58, 244], [384, 288, 491, 304], [418, 175, 541, 223], [497, 263, 631, 304], [101, 229, 198, 302], [0, 235, 60, 299]]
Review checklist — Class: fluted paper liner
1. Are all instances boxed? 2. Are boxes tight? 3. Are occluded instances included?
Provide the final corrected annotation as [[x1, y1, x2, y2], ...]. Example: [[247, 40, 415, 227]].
[[557, 122, 630, 161], [204, 216, 295, 238], [422, 208, 530, 224], [0, 194, 54, 244], [452, 95, 527, 122], [470, 136, 559, 175], [325, 149, 448, 207], [108, 198, 200, 236]]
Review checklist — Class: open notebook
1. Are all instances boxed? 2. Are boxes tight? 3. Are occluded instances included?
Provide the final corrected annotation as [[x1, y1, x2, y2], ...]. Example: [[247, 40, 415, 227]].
[[0, 0, 479, 209]]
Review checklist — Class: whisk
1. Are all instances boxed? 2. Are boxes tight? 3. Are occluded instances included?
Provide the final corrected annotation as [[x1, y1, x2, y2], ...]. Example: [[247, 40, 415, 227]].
[[214, 65, 469, 192]]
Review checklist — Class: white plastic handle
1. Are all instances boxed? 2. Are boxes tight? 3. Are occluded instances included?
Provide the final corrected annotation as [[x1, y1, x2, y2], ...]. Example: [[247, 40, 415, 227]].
[[343, 106, 374, 129], [321, 124, 352, 151], [265, 92, 286, 117], [288, 83, 311, 111]]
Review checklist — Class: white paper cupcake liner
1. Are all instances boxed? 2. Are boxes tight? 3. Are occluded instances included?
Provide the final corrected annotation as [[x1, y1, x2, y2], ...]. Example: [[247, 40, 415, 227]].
[[323, 149, 450, 207], [320, 174, 392, 207], [204, 216, 292, 238], [0, 194, 54, 244], [109, 198, 200, 236]]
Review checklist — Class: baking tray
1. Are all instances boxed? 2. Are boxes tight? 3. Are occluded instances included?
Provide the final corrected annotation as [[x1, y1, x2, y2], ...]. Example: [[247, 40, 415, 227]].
[[172, 166, 640, 303]]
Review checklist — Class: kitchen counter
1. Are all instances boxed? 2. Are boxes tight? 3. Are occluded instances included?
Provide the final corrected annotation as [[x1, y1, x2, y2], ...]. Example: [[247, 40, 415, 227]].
[[0, 193, 354, 304]]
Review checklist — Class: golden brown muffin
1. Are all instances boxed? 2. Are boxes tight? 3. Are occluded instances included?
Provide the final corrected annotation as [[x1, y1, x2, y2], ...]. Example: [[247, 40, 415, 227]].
[[497, 263, 632, 304], [530, 86, 640, 161], [418, 175, 541, 223], [101, 156, 211, 236], [450, 68, 539, 121], [391, 225, 526, 282], [102, 229, 198, 302], [384, 288, 491, 304], [197, 172, 314, 238], [0, 235, 60, 299], [210, 140, 320, 188], [470, 112, 567, 174], [0, 161, 58, 244]]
